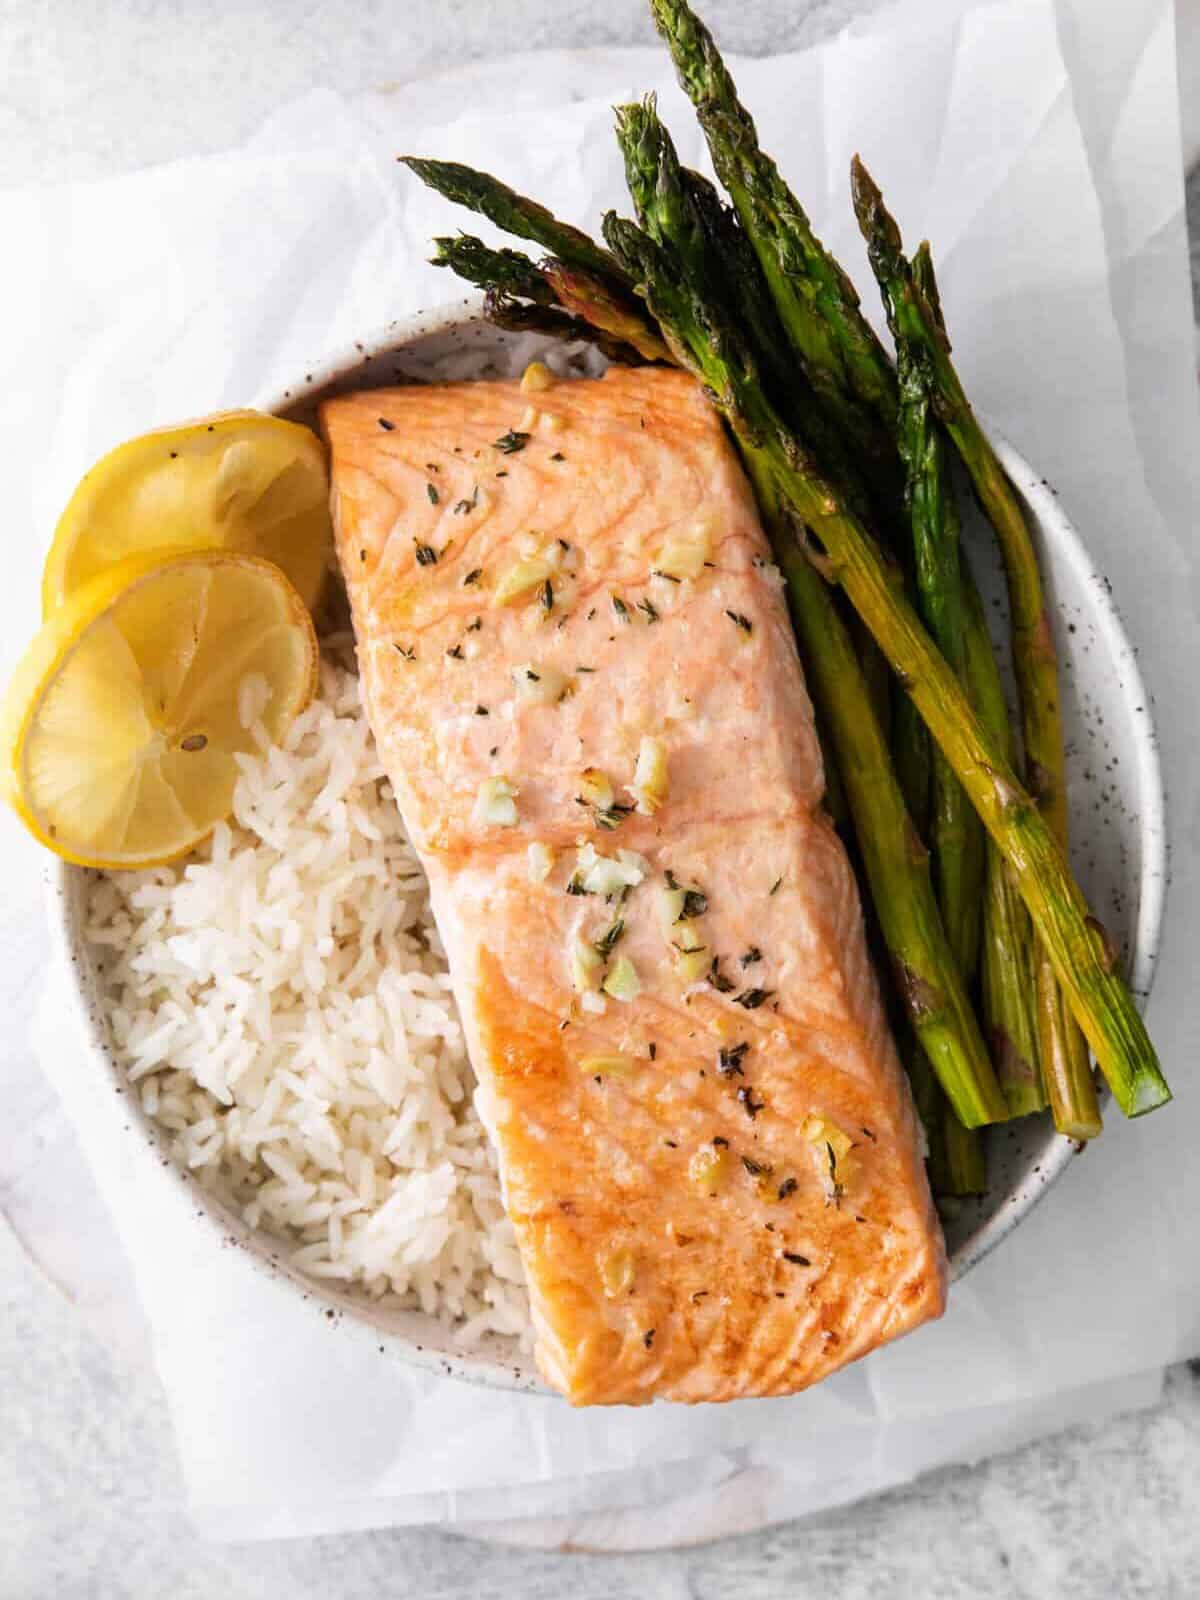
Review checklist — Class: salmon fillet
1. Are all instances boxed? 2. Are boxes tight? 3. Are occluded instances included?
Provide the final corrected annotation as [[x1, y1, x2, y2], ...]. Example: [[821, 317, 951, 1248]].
[[321, 364, 946, 1406]]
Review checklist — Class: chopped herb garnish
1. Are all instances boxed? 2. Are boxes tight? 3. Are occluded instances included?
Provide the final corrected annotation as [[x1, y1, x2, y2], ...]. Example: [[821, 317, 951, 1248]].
[[525, 668, 541, 682], [394, 644, 416, 661], [652, 568, 681, 583], [557, 538, 570, 554], [782, 1251, 810, 1266], [708, 957, 736, 994], [677, 889, 708, 921], [463, 568, 483, 586], [475, 705, 489, 716], [860, 1126, 878, 1143], [725, 610, 753, 633], [777, 1177, 798, 1201], [453, 486, 480, 514], [566, 874, 588, 896], [717, 1042, 748, 1078], [826, 1142, 844, 1202], [734, 988, 773, 1010], [414, 540, 438, 566], [593, 919, 625, 958], [611, 595, 630, 623], [737, 1086, 765, 1119], [742, 1156, 772, 1178], [539, 578, 554, 615], [741, 947, 762, 967], [692, 1290, 709, 1302], [467, 617, 482, 632], [637, 598, 660, 623], [495, 469, 508, 478], [712, 1136, 729, 1149], [643, 1329, 655, 1349], [493, 429, 530, 454], [576, 665, 595, 673], [446, 644, 464, 660], [664, 869, 680, 890], [488, 745, 498, 757], [359, 548, 367, 563], [549, 450, 565, 461], [426, 482, 439, 505], [586, 607, 597, 621], [377, 417, 395, 431], [768, 876, 783, 896], [595, 804, 634, 831], [648, 1043, 657, 1060], [663, 1137, 677, 1147]]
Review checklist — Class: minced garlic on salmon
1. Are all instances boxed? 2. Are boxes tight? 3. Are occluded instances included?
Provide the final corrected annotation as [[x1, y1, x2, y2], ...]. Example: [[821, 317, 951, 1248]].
[[321, 365, 946, 1406]]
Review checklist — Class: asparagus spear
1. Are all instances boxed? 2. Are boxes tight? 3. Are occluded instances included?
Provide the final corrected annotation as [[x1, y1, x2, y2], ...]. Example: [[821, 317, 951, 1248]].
[[647, 0, 899, 456], [853, 167, 1102, 1140], [892, 685, 931, 840], [961, 573, 1046, 1117], [896, 252, 985, 979], [431, 235, 556, 304], [401, 156, 625, 286], [607, 122, 1005, 1127], [603, 211, 1168, 1119]]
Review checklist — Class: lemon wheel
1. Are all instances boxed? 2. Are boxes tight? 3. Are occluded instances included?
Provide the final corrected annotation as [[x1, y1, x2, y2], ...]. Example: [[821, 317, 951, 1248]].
[[41, 411, 332, 617], [4, 550, 318, 869]]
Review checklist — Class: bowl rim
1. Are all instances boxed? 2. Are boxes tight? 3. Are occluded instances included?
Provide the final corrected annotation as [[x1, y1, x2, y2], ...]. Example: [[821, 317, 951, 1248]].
[[45, 300, 1169, 1395]]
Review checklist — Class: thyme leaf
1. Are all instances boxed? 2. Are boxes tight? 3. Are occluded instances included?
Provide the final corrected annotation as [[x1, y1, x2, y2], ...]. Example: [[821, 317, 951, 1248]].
[[493, 429, 530, 454]]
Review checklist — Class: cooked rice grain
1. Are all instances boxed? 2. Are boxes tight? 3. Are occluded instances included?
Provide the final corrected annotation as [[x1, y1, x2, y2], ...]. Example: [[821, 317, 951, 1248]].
[[85, 648, 532, 1348]]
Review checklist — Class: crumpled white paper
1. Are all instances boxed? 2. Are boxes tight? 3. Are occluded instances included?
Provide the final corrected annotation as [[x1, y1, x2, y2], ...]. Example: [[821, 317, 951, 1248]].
[[7, 0, 1200, 1545]]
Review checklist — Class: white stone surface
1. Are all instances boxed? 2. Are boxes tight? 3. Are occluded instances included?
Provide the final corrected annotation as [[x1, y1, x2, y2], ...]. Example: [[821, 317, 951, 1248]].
[[3, 0, 1200, 1593]]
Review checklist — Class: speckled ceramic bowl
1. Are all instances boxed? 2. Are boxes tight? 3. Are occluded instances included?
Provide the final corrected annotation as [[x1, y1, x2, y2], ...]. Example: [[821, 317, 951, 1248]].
[[48, 302, 1167, 1393]]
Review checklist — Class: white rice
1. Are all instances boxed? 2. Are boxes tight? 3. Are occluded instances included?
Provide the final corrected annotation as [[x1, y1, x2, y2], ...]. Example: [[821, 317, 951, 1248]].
[[84, 643, 533, 1349]]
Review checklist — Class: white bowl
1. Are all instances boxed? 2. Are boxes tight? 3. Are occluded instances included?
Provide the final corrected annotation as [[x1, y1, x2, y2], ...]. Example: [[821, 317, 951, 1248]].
[[48, 302, 1167, 1395]]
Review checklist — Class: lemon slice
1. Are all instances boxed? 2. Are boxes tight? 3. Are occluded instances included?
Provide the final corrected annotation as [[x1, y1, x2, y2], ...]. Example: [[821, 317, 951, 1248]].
[[41, 411, 331, 617], [4, 550, 318, 869]]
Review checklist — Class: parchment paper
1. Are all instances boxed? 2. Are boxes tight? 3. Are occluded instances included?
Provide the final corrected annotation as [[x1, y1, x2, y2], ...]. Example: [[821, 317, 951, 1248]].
[[5, 0, 1199, 1540]]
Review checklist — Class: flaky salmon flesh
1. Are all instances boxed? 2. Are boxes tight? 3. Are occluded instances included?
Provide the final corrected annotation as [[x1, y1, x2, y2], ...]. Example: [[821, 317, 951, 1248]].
[[321, 364, 946, 1406]]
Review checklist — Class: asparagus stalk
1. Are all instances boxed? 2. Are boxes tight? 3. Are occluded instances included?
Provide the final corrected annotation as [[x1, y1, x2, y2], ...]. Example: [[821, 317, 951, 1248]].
[[603, 211, 1169, 1119], [431, 235, 556, 304], [892, 685, 931, 840], [647, 0, 899, 457], [853, 168, 1102, 1140], [896, 253, 985, 979], [607, 123, 1006, 1127], [401, 156, 625, 286], [961, 574, 1046, 1117]]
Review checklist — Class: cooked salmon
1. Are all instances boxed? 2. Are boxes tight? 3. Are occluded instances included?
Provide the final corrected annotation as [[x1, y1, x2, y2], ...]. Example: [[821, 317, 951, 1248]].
[[320, 364, 946, 1405]]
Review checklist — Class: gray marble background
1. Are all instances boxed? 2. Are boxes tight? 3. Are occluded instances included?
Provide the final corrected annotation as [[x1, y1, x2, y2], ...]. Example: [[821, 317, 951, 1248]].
[[4, 2, 1200, 1596]]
